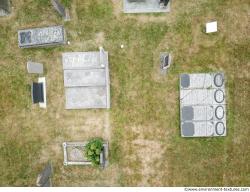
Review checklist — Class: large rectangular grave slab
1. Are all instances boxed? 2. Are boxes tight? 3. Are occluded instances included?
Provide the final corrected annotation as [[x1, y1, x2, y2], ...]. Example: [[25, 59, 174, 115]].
[[123, 0, 170, 13], [62, 48, 110, 109], [18, 25, 66, 48], [180, 73, 227, 137]]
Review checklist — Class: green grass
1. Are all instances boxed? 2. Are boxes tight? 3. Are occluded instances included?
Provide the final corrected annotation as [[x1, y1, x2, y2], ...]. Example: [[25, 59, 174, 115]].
[[0, 0, 249, 187]]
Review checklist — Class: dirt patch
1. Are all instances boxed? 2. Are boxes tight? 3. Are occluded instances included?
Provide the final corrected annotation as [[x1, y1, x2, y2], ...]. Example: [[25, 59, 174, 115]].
[[111, 0, 123, 17], [95, 32, 105, 46], [132, 138, 166, 186], [121, 124, 171, 186]]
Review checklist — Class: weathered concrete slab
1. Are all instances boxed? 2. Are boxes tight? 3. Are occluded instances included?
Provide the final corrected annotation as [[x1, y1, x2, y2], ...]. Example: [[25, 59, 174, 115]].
[[180, 73, 227, 137], [123, 0, 170, 13], [65, 87, 107, 109], [27, 61, 43, 74], [62, 48, 110, 109], [62, 52, 104, 70], [64, 69, 106, 87], [18, 25, 66, 48]]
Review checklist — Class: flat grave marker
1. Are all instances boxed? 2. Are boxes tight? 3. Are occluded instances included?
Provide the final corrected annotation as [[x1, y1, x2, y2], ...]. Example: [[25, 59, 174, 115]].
[[18, 25, 66, 48], [180, 72, 227, 137]]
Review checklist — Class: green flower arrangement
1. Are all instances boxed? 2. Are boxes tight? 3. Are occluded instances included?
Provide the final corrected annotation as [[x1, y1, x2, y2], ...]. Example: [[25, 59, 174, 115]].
[[84, 138, 103, 166]]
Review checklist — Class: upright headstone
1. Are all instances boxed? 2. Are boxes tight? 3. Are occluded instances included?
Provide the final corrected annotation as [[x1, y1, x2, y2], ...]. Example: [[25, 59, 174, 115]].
[[27, 61, 44, 74], [36, 162, 53, 187], [51, 0, 70, 21], [0, 0, 11, 16], [160, 52, 171, 74]]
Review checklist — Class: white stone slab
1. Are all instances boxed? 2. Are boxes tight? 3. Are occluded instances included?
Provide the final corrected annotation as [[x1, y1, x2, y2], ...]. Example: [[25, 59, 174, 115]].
[[64, 69, 106, 87], [206, 21, 217, 33], [62, 52, 105, 70], [123, 0, 170, 13], [27, 61, 43, 74], [65, 87, 107, 109]]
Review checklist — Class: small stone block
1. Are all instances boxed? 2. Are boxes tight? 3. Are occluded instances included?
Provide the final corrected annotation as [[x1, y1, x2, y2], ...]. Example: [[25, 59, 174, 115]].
[[27, 61, 43, 74]]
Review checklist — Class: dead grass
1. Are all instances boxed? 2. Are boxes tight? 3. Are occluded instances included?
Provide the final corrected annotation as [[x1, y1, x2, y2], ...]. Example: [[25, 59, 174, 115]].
[[0, 0, 249, 187]]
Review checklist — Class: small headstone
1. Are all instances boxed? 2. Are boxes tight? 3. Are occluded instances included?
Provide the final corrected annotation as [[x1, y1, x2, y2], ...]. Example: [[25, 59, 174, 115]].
[[160, 52, 171, 74], [27, 61, 43, 74], [32, 82, 44, 103], [0, 0, 11, 16], [36, 162, 53, 187], [206, 21, 217, 33], [51, 0, 70, 21]]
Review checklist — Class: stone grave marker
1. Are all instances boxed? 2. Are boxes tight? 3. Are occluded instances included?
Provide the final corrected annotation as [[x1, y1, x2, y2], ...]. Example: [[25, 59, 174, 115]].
[[27, 61, 44, 74], [36, 162, 53, 187], [0, 0, 11, 16], [18, 25, 66, 48], [51, 0, 70, 21]]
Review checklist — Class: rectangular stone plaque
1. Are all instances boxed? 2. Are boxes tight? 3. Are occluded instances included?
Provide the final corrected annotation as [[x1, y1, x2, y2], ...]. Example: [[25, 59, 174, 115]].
[[18, 26, 66, 48], [27, 61, 43, 74]]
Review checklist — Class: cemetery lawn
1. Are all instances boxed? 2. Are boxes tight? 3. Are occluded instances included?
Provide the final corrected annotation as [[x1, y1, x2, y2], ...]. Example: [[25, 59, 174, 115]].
[[0, 0, 249, 186]]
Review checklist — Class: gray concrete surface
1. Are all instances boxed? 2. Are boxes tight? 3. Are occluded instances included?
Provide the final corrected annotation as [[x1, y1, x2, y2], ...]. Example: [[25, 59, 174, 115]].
[[18, 25, 66, 48], [123, 0, 170, 13], [180, 73, 227, 137], [62, 49, 110, 109]]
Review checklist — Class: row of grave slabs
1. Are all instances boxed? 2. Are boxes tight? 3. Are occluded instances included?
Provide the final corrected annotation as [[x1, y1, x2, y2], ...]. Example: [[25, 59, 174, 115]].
[[16, 26, 227, 139]]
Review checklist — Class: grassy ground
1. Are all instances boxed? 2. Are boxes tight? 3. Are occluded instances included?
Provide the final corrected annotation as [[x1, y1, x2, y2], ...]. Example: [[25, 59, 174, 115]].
[[0, 0, 249, 186]]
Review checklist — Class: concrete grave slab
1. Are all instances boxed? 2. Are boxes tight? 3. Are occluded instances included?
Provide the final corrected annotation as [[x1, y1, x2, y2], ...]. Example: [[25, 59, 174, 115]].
[[65, 87, 107, 109], [62, 48, 110, 109], [180, 73, 227, 137], [27, 61, 43, 74], [62, 52, 103, 70], [63, 141, 109, 167], [123, 0, 171, 13], [18, 26, 66, 48], [64, 69, 106, 87]]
